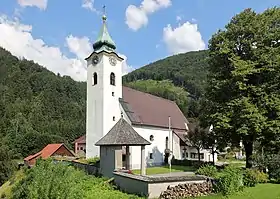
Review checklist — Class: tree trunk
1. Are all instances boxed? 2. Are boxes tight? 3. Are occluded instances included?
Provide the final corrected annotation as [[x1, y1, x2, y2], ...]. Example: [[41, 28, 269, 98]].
[[244, 140, 253, 168], [212, 147, 215, 165]]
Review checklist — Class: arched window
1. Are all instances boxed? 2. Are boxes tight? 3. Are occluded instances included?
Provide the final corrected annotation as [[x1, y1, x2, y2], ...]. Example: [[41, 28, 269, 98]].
[[165, 137, 169, 149], [110, 72, 115, 86], [93, 72, 97, 85]]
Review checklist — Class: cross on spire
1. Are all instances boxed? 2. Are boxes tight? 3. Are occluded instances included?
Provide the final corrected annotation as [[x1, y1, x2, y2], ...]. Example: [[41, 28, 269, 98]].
[[102, 5, 107, 22], [103, 5, 106, 15]]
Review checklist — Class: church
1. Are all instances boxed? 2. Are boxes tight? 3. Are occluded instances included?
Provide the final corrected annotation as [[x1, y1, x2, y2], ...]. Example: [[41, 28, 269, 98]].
[[74, 14, 216, 169]]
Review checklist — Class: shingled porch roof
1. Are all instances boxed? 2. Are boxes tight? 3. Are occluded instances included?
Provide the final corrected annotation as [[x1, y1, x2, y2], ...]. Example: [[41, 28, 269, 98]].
[[95, 117, 151, 146]]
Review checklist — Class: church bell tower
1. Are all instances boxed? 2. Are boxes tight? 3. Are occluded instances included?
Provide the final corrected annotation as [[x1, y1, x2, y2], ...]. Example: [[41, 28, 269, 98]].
[[85, 10, 124, 159]]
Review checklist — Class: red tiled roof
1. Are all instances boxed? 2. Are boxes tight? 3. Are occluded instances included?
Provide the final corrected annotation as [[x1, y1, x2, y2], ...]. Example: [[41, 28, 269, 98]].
[[24, 143, 74, 161], [73, 135, 86, 144], [24, 151, 42, 161], [121, 86, 188, 130]]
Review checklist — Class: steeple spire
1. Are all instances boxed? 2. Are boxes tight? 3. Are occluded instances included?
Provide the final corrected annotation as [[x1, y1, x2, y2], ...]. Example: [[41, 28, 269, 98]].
[[93, 5, 116, 53]]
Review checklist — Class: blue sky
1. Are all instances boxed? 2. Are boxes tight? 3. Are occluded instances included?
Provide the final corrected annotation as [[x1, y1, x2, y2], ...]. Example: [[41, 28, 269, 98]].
[[0, 0, 279, 81]]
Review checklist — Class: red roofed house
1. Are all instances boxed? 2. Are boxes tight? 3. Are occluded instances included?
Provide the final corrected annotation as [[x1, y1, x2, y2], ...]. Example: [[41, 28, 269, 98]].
[[24, 143, 75, 167], [81, 14, 217, 170]]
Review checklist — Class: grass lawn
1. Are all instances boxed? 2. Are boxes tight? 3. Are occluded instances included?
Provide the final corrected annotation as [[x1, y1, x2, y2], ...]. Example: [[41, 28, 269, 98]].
[[196, 183, 280, 199], [217, 159, 246, 167], [132, 165, 196, 175]]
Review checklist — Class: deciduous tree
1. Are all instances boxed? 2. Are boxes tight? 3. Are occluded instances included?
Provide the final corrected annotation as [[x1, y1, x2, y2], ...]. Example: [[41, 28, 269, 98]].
[[203, 7, 280, 168]]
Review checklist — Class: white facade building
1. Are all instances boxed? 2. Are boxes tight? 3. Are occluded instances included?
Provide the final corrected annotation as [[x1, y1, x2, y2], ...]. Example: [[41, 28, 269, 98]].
[[84, 14, 217, 169]]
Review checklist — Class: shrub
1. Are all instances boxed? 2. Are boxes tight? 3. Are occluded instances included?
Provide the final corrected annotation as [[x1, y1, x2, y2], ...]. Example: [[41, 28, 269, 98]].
[[253, 153, 280, 182], [243, 169, 258, 187], [255, 170, 269, 183], [86, 156, 100, 165], [11, 159, 142, 199], [214, 165, 243, 196], [196, 165, 218, 178], [171, 159, 213, 168]]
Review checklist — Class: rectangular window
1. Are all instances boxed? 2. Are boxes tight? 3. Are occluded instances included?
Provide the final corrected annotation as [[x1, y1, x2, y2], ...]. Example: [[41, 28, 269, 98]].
[[191, 153, 196, 159], [112, 92, 114, 96], [190, 153, 204, 159], [200, 153, 204, 160], [122, 154, 126, 162], [149, 153, 153, 159]]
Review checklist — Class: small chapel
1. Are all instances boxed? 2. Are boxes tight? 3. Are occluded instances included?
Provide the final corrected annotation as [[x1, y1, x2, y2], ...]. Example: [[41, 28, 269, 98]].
[[74, 12, 216, 170]]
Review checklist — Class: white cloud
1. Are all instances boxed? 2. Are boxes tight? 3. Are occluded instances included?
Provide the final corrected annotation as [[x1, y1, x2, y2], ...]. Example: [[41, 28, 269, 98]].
[[0, 15, 132, 82], [125, 5, 148, 31], [125, 0, 172, 31], [176, 16, 182, 22], [163, 21, 206, 54], [66, 35, 92, 60], [82, 0, 100, 13], [17, 0, 48, 10]]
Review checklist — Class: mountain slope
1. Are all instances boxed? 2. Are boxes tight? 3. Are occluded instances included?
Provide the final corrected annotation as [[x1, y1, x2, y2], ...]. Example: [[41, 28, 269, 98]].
[[123, 50, 209, 117], [123, 50, 209, 99], [0, 47, 86, 158]]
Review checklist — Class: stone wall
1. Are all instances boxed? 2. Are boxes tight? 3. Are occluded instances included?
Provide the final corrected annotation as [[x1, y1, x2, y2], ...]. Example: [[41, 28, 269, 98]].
[[113, 171, 209, 199], [65, 160, 101, 176]]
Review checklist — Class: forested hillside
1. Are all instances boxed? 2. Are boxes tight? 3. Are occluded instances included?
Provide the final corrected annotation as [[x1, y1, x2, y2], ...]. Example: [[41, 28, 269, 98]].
[[123, 50, 209, 117], [0, 47, 86, 159]]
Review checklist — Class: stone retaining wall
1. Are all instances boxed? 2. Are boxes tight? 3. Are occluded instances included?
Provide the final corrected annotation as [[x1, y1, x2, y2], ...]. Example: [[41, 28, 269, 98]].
[[113, 172, 209, 198]]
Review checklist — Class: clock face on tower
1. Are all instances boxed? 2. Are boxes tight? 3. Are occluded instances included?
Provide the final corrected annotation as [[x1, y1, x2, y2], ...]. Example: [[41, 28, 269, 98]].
[[92, 55, 99, 65], [109, 56, 117, 66]]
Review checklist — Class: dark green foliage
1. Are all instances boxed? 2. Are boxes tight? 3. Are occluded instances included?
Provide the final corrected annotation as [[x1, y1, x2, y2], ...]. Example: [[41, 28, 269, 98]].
[[171, 159, 212, 169], [196, 165, 218, 178], [123, 50, 209, 117], [11, 160, 142, 199], [0, 145, 16, 186], [253, 153, 280, 182], [186, 118, 208, 162], [0, 47, 86, 158], [201, 7, 280, 168], [214, 165, 244, 195]]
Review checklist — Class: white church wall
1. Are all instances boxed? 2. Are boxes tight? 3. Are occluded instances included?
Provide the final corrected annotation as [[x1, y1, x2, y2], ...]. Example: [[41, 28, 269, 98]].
[[86, 53, 123, 159], [86, 56, 104, 159], [172, 133, 181, 159], [129, 126, 181, 169], [101, 55, 122, 135]]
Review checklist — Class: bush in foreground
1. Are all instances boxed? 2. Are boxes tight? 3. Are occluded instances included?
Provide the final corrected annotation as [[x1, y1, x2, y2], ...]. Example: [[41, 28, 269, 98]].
[[196, 165, 218, 178], [11, 159, 141, 199], [214, 165, 243, 196], [243, 169, 269, 187]]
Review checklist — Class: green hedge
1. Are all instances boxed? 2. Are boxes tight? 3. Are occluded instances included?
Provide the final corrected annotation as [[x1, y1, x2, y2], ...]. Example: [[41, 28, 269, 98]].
[[171, 159, 215, 168]]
